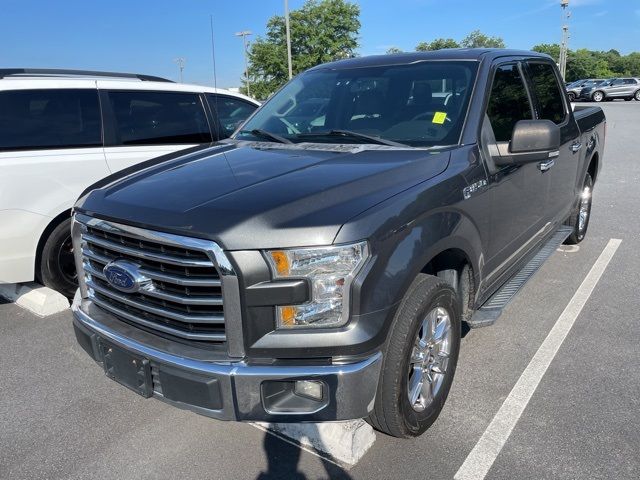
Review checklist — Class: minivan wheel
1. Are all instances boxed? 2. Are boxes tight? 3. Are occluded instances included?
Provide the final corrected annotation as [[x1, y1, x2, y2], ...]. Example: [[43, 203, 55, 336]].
[[564, 173, 593, 245], [592, 91, 604, 102], [635, 90, 640, 101], [368, 274, 460, 438], [39, 218, 77, 298]]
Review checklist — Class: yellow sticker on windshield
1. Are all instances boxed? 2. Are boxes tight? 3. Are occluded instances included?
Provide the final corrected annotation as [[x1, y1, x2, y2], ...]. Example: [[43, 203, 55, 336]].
[[432, 112, 447, 124]]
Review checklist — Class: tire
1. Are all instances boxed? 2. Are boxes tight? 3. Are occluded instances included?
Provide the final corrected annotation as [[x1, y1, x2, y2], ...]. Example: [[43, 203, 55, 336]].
[[564, 173, 593, 245], [39, 218, 77, 298], [568, 92, 576, 102], [368, 274, 461, 438], [635, 90, 640, 101], [592, 91, 604, 102]]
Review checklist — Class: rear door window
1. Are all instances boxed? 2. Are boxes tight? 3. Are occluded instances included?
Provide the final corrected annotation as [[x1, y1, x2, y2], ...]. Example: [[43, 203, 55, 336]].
[[0, 89, 101, 151], [486, 63, 533, 142], [107, 91, 212, 146], [526, 61, 566, 124], [206, 95, 257, 138]]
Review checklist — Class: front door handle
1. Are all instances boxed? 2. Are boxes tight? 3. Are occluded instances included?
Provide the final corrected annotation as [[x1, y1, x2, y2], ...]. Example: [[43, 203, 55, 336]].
[[570, 142, 582, 153], [538, 159, 555, 172]]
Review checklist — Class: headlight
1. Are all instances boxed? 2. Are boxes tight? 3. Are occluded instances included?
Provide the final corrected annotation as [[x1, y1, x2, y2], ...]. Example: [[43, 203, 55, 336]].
[[265, 241, 369, 329]]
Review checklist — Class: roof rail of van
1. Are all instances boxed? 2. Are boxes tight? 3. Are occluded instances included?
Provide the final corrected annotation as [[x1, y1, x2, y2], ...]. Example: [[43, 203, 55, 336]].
[[0, 68, 174, 83]]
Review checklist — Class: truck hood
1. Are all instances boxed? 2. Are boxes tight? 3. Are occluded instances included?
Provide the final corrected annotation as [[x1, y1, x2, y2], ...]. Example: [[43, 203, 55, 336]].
[[76, 142, 451, 249]]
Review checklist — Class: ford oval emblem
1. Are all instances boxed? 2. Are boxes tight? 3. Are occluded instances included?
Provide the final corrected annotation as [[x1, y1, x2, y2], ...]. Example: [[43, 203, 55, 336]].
[[103, 260, 150, 293]]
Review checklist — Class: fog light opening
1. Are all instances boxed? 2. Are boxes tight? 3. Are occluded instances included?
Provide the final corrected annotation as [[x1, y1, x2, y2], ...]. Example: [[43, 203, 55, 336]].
[[294, 380, 324, 401]]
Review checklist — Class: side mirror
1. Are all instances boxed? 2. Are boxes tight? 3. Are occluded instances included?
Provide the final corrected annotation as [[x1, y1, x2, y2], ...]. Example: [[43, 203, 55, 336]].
[[495, 120, 560, 167], [510, 120, 560, 154]]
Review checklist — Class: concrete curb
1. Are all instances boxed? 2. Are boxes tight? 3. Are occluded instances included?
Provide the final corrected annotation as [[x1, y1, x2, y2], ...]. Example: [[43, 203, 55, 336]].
[[253, 419, 376, 467], [0, 282, 69, 317]]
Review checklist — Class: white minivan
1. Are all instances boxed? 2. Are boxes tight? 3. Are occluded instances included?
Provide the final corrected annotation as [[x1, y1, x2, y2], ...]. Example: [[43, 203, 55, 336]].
[[0, 68, 259, 296]]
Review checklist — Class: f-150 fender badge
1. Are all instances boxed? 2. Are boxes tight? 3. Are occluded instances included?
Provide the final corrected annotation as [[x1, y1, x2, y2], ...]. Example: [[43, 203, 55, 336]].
[[463, 179, 488, 200]]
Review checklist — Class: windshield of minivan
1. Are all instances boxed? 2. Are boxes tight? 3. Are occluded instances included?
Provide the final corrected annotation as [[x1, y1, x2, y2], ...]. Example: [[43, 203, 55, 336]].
[[235, 61, 478, 148]]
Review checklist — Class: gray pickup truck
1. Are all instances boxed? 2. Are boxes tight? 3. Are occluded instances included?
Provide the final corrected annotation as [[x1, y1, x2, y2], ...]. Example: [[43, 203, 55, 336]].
[[71, 49, 605, 438]]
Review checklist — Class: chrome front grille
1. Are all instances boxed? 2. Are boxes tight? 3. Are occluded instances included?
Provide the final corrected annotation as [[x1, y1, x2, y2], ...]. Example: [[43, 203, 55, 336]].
[[75, 216, 227, 343]]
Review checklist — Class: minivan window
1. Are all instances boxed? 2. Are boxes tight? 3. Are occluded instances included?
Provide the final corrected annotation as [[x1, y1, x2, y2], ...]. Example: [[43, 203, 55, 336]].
[[207, 95, 257, 138], [526, 62, 566, 124], [107, 91, 211, 146], [0, 89, 101, 151], [486, 64, 532, 142], [236, 61, 478, 147]]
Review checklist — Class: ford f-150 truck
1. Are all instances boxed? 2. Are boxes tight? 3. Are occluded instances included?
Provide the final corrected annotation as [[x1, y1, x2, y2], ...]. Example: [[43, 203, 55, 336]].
[[71, 49, 605, 438]]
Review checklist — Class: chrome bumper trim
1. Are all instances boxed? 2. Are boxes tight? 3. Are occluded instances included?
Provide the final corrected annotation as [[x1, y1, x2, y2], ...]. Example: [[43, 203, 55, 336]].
[[72, 296, 382, 421]]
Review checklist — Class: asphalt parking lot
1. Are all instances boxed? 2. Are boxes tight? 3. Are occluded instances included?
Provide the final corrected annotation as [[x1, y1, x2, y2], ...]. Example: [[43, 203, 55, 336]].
[[1, 101, 639, 480]]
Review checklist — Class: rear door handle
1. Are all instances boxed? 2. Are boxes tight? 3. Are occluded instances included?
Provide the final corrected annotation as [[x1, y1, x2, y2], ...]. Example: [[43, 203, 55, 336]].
[[538, 159, 555, 172], [570, 142, 582, 153]]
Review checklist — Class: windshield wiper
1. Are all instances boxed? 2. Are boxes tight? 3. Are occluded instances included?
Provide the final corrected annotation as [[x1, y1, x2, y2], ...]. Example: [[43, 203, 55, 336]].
[[239, 129, 292, 144], [297, 129, 410, 147]]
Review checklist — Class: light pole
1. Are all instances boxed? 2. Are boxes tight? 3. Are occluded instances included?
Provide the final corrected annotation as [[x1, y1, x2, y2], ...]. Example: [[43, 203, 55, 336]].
[[235, 30, 252, 96], [559, 0, 571, 81], [284, 0, 293, 80], [173, 57, 186, 83]]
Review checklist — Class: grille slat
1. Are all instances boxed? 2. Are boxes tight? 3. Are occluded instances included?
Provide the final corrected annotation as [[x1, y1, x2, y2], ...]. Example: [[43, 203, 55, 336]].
[[82, 247, 221, 287], [83, 232, 213, 267], [91, 295, 225, 341], [79, 219, 226, 344], [84, 264, 223, 306], [87, 280, 224, 323]]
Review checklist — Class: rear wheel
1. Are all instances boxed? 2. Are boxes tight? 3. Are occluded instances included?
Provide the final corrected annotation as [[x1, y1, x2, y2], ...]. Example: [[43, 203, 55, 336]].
[[635, 90, 640, 101], [568, 92, 576, 102], [592, 91, 604, 102], [368, 274, 460, 438], [564, 173, 593, 245], [39, 218, 77, 298]]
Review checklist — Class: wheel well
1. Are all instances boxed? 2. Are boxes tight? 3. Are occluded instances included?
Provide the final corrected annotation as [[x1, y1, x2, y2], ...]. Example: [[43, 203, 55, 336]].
[[421, 248, 475, 320], [587, 152, 599, 184], [34, 210, 72, 282]]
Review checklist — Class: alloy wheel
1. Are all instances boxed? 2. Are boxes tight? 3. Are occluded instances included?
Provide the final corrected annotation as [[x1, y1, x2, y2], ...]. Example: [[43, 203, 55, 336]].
[[407, 306, 453, 412]]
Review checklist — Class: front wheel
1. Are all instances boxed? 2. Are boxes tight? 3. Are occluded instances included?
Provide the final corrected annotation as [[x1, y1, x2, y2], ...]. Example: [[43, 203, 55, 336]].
[[39, 218, 77, 298], [592, 91, 604, 102], [568, 92, 576, 102], [368, 274, 460, 438], [564, 173, 593, 245]]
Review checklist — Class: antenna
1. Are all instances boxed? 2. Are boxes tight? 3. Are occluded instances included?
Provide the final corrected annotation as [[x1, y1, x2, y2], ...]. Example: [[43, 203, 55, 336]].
[[210, 14, 221, 138], [173, 57, 186, 83], [210, 15, 218, 91]]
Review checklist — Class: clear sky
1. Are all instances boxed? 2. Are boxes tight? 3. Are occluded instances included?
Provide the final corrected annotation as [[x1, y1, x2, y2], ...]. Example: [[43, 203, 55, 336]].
[[2, 0, 639, 89]]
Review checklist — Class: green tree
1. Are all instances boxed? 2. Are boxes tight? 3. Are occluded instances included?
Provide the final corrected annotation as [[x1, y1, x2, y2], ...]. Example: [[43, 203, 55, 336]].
[[565, 49, 615, 81], [532, 43, 561, 63], [415, 38, 460, 51], [461, 30, 505, 48], [386, 46, 403, 54], [244, 0, 360, 100]]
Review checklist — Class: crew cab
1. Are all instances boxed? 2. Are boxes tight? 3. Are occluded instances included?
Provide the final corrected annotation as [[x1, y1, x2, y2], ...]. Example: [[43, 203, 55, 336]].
[[71, 50, 605, 438], [0, 69, 259, 297]]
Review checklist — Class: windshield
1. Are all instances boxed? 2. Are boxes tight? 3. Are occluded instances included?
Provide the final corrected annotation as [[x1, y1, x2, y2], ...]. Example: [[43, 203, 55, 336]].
[[236, 61, 478, 148]]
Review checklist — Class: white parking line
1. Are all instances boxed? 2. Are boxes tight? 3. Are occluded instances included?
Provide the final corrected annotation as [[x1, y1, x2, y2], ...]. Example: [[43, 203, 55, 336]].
[[454, 238, 622, 480]]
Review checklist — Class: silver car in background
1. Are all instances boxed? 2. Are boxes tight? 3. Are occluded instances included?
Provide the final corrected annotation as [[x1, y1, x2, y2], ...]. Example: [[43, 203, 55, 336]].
[[579, 78, 640, 102], [566, 78, 606, 102]]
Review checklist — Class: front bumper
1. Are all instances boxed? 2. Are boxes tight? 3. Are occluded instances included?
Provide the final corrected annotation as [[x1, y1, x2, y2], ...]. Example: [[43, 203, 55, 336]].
[[72, 298, 382, 422]]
